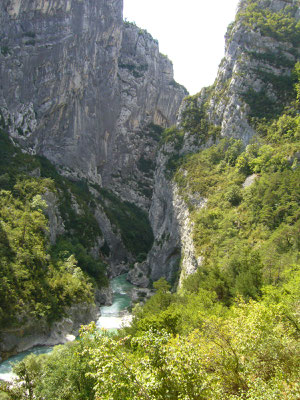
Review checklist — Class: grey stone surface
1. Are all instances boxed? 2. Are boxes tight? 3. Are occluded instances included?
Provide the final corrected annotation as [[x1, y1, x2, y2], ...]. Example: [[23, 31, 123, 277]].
[[130, 287, 154, 304], [143, 147, 182, 284], [146, 0, 300, 284], [0, 0, 187, 209], [1, 0, 123, 185], [0, 302, 99, 360], [95, 286, 113, 306], [43, 189, 65, 244], [127, 261, 150, 287], [143, 149, 206, 286], [242, 173, 260, 188]]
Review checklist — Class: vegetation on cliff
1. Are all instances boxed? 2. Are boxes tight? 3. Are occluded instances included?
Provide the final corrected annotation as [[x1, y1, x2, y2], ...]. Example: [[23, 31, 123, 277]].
[[2, 45, 299, 400], [0, 1, 299, 399], [0, 114, 154, 330], [0, 127, 106, 328]]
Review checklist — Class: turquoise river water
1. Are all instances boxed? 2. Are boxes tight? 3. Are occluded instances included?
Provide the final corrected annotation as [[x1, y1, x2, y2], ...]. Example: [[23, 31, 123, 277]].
[[0, 274, 133, 381]]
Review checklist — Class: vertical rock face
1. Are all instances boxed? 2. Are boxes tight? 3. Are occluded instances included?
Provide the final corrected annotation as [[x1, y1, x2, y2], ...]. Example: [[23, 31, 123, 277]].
[[0, 0, 186, 204], [0, 0, 123, 184], [142, 143, 206, 285], [0, 0, 187, 281], [197, 0, 299, 143], [103, 23, 187, 208], [3, 0, 297, 288], [147, 150, 181, 283], [144, 0, 300, 284]]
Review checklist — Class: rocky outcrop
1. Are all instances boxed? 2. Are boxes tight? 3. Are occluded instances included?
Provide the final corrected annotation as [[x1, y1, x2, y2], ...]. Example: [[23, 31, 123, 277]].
[[145, 0, 300, 285], [127, 261, 150, 287], [146, 153, 181, 284], [95, 286, 113, 306], [106, 23, 187, 208], [173, 186, 207, 287], [199, 0, 299, 143], [242, 173, 260, 188], [130, 287, 154, 304], [93, 202, 132, 271], [43, 189, 65, 244], [0, 302, 99, 361], [0, 0, 187, 285], [0, 0, 186, 210], [0, 0, 123, 184], [132, 154, 206, 286]]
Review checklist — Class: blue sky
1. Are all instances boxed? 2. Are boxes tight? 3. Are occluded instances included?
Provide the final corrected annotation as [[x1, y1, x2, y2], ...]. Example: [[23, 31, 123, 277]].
[[123, 0, 240, 94]]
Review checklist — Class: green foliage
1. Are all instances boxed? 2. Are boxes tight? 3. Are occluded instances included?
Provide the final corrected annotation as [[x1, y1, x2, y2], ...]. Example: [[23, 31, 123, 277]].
[[137, 156, 155, 173], [242, 87, 281, 120], [173, 73, 300, 304], [236, 3, 299, 121], [23, 31, 36, 38], [100, 240, 111, 257], [168, 78, 187, 91], [246, 49, 296, 69], [178, 141, 299, 303], [0, 128, 107, 328], [38, 157, 103, 249], [136, 252, 147, 263], [145, 123, 164, 141], [153, 277, 171, 292], [174, 138, 245, 201], [118, 62, 148, 78], [161, 126, 184, 150], [51, 237, 108, 287], [0, 128, 103, 251], [261, 112, 300, 143], [99, 188, 154, 256], [0, 46, 10, 56], [296, 62, 300, 103], [180, 95, 221, 142], [0, 128, 40, 190], [4, 338, 97, 400], [242, 70, 296, 120], [0, 180, 94, 328], [224, 184, 243, 206], [6, 273, 299, 399], [237, 1, 300, 46]]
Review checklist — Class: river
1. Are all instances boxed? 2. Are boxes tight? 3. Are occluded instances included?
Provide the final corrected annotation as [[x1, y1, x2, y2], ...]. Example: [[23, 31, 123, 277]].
[[0, 274, 133, 381]]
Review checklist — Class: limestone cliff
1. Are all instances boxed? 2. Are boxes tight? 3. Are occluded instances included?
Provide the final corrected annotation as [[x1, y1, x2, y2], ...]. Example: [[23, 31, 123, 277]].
[[0, 0, 186, 209], [138, 0, 300, 286], [1, 0, 298, 289], [0, 0, 186, 281], [0, 0, 123, 184], [104, 22, 187, 208]]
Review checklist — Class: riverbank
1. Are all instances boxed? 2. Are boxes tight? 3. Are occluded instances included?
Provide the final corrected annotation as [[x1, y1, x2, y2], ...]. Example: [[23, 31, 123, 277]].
[[0, 274, 133, 382], [0, 302, 99, 363]]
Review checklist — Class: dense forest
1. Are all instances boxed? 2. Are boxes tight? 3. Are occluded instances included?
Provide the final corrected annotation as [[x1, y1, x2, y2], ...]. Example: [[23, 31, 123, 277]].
[[0, 1, 300, 399], [0, 123, 109, 328]]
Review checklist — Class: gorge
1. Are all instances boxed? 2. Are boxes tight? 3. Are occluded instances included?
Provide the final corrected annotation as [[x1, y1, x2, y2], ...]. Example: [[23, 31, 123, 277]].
[[0, 0, 299, 398], [0, 0, 187, 359]]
